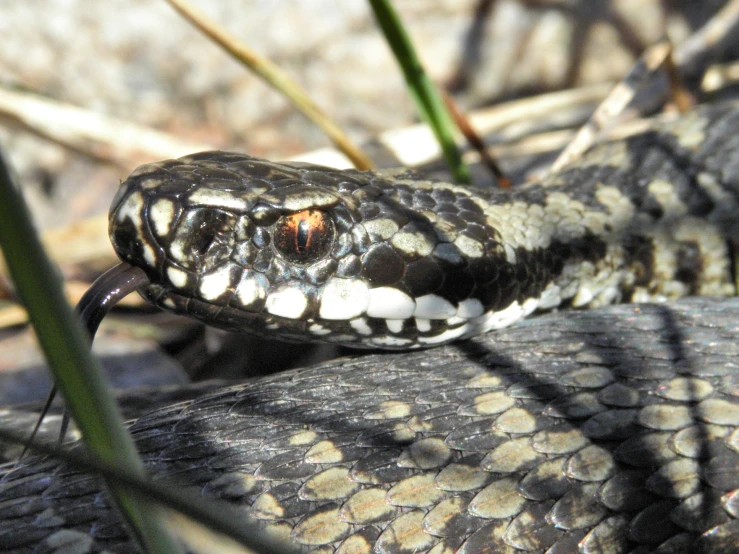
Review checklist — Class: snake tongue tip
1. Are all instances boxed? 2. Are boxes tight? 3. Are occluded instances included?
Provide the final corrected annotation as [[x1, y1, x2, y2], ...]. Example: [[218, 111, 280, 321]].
[[77, 262, 151, 339]]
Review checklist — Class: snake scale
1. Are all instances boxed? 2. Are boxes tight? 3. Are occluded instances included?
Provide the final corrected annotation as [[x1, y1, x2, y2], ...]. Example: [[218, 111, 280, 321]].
[[1, 100, 738, 553]]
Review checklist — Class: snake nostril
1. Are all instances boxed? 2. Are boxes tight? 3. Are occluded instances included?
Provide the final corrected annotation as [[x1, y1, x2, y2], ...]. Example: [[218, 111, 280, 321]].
[[168, 208, 235, 269], [191, 222, 218, 256]]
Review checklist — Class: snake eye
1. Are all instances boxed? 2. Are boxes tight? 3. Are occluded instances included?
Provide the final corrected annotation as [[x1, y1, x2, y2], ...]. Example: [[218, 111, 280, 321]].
[[273, 210, 335, 264]]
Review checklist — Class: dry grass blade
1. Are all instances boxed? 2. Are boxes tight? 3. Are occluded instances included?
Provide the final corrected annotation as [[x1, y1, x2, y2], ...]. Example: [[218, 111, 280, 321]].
[[675, 0, 739, 68], [549, 38, 676, 174], [379, 84, 611, 168], [0, 86, 214, 167], [662, 47, 695, 113], [551, 2, 739, 175], [165, 0, 373, 170]]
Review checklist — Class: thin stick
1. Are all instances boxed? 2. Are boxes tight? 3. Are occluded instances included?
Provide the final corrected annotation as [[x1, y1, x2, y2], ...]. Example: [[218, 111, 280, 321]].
[[675, 0, 739, 69], [441, 90, 512, 188], [165, 0, 373, 171], [550, 39, 674, 174], [551, 1, 739, 174]]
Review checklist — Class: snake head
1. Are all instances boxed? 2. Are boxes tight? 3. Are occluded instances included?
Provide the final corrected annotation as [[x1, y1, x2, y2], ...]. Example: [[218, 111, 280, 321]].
[[109, 152, 513, 348]]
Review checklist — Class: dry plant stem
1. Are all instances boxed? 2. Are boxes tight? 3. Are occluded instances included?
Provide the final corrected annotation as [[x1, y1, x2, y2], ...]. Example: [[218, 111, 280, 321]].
[[0, 86, 214, 167], [441, 90, 512, 188], [675, 0, 739, 69], [663, 48, 695, 112], [552, 1, 739, 175], [378, 84, 612, 168], [550, 39, 676, 173], [165, 0, 373, 171]]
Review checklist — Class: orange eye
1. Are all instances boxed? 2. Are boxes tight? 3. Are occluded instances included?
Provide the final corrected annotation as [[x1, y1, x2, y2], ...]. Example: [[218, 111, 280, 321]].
[[273, 210, 335, 263]]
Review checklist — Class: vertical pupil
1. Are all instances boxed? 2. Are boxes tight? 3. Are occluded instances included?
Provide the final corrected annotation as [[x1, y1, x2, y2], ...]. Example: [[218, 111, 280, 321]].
[[273, 210, 334, 263], [296, 219, 311, 252]]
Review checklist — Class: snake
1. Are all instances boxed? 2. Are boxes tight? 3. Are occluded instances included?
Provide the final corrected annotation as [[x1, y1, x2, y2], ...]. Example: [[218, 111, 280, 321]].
[[0, 100, 738, 553], [104, 103, 737, 350]]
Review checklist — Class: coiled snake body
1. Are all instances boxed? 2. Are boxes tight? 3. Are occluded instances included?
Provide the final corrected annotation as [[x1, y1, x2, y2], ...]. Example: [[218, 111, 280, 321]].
[[1, 101, 738, 553]]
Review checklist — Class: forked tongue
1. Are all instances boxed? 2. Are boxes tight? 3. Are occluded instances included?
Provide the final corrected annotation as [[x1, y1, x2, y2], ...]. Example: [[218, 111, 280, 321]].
[[19, 263, 150, 462]]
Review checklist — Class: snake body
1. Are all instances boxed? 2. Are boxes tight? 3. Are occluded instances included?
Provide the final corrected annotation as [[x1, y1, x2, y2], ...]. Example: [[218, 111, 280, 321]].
[[1, 101, 738, 553], [1, 299, 739, 553]]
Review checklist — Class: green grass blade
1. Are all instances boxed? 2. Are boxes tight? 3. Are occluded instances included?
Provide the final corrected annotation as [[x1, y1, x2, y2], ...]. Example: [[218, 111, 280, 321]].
[[0, 150, 182, 553], [368, 0, 470, 182], [0, 426, 295, 554]]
